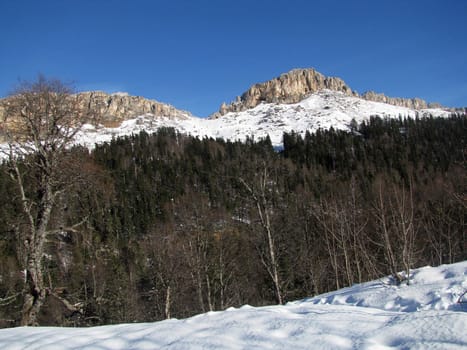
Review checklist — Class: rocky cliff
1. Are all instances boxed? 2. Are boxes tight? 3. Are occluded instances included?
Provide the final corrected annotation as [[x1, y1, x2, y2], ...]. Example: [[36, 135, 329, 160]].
[[0, 91, 193, 129], [361, 91, 442, 110], [75, 91, 192, 126], [210, 68, 444, 118], [210, 68, 357, 118]]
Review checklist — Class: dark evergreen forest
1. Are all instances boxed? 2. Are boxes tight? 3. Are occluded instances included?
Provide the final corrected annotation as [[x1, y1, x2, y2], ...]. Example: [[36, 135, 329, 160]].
[[0, 115, 465, 327]]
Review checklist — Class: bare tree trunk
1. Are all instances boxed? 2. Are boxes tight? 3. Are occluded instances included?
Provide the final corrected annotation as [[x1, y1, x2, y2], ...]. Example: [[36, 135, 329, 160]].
[[333, 207, 353, 287], [268, 232, 283, 304], [240, 166, 283, 305], [2, 76, 94, 325], [12, 162, 56, 326], [186, 239, 206, 313], [325, 225, 340, 290], [164, 286, 171, 319], [218, 248, 225, 310], [300, 204, 321, 295], [205, 273, 213, 312], [373, 179, 418, 285], [392, 182, 416, 285], [374, 183, 402, 283], [195, 262, 206, 313], [313, 201, 341, 290], [260, 197, 283, 305], [21, 257, 46, 326]]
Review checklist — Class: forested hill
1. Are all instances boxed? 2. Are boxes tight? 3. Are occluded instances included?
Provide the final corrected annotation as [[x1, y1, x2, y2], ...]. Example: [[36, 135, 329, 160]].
[[0, 115, 465, 327]]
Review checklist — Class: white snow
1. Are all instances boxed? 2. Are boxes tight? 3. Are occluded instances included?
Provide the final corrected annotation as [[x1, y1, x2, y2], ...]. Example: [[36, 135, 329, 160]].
[[71, 90, 452, 150], [110, 92, 129, 97], [0, 261, 465, 349]]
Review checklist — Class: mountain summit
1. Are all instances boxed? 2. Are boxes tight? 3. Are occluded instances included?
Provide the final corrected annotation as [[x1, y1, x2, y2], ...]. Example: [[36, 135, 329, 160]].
[[210, 68, 356, 118], [210, 68, 443, 118]]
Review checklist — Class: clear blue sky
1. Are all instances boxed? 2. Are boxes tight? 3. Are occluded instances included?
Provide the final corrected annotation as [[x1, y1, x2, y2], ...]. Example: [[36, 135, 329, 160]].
[[1, 0, 466, 116]]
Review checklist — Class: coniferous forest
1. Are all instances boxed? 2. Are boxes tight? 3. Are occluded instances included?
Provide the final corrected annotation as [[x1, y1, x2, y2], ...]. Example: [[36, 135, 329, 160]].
[[0, 115, 465, 327]]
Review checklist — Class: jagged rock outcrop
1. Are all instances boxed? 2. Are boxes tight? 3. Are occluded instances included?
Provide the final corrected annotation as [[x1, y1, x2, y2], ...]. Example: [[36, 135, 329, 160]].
[[0, 91, 192, 130], [210, 68, 447, 118], [361, 91, 441, 110], [75, 91, 192, 126], [210, 68, 357, 118]]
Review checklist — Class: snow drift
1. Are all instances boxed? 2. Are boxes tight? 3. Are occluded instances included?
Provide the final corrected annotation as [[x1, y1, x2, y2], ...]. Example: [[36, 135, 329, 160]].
[[0, 261, 465, 349]]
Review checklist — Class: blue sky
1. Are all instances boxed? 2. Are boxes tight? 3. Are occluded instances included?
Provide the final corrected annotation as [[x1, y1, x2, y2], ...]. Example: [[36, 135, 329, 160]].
[[1, 0, 466, 116]]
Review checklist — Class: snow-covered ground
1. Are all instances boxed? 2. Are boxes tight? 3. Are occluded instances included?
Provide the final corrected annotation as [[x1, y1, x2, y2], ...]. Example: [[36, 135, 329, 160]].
[[0, 261, 465, 349], [72, 90, 452, 149]]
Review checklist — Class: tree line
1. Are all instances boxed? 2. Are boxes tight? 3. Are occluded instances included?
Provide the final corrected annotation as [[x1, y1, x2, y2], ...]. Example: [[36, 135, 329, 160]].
[[0, 82, 465, 327]]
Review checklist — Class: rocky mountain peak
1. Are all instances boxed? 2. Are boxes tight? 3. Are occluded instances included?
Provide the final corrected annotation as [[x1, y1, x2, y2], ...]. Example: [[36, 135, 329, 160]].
[[210, 68, 357, 118], [209, 68, 448, 119], [75, 91, 192, 126]]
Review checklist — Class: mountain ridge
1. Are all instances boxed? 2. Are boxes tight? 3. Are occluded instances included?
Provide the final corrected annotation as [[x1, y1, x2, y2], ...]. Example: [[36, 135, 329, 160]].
[[1, 68, 463, 151], [74, 91, 193, 125], [0, 68, 457, 126], [0, 90, 193, 129], [209, 68, 446, 118], [66, 89, 454, 152]]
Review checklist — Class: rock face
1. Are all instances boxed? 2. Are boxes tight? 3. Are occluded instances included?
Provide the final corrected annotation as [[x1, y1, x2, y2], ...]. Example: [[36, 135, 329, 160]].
[[210, 68, 357, 118], [1, 68, 451, 129], [0, 91, 192, 130], [75, 91, 192, 126], [210, 68, 444, 118], [361, 91, 441, 110]]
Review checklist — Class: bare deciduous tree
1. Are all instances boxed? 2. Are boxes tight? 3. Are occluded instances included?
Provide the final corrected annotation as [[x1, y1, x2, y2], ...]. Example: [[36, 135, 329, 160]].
[[240, 164, 284, 305], [373, 178, 417, 285], [1, 76, 93, 325], [313, 178, 373, 290]]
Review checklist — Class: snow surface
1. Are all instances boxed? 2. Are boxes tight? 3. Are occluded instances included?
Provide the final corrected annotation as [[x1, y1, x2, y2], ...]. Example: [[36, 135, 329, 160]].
[[71, 90, 452, 150], [0, 261, 465, 349]]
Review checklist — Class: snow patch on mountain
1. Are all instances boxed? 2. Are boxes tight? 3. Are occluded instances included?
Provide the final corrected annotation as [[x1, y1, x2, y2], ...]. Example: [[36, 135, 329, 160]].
[[74, 90, 452, 149]]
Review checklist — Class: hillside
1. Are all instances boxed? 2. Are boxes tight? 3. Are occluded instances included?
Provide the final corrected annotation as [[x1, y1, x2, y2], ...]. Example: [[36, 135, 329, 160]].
[[68, 68, 459, 149], [0, 71, 464, 329], [72, 89, 452, 150], [0, 114, 465, 327], [0, 261, 465, 349]]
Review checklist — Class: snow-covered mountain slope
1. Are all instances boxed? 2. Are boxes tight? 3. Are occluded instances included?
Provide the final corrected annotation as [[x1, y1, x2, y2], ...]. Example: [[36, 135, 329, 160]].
[[202, 90, 451, 146], [73, 90, 452, 149], [0, 261, 465, 349]]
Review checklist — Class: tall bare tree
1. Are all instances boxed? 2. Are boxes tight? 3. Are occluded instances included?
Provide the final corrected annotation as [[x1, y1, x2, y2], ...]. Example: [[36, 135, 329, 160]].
[[373, 178, 417, 285], [240, 164, 284, 305], [1, 76, 92, 325]]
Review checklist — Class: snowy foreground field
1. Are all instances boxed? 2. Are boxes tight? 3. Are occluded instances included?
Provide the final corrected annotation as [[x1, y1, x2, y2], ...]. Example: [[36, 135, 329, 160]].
[[0, 262, 466, 349]]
